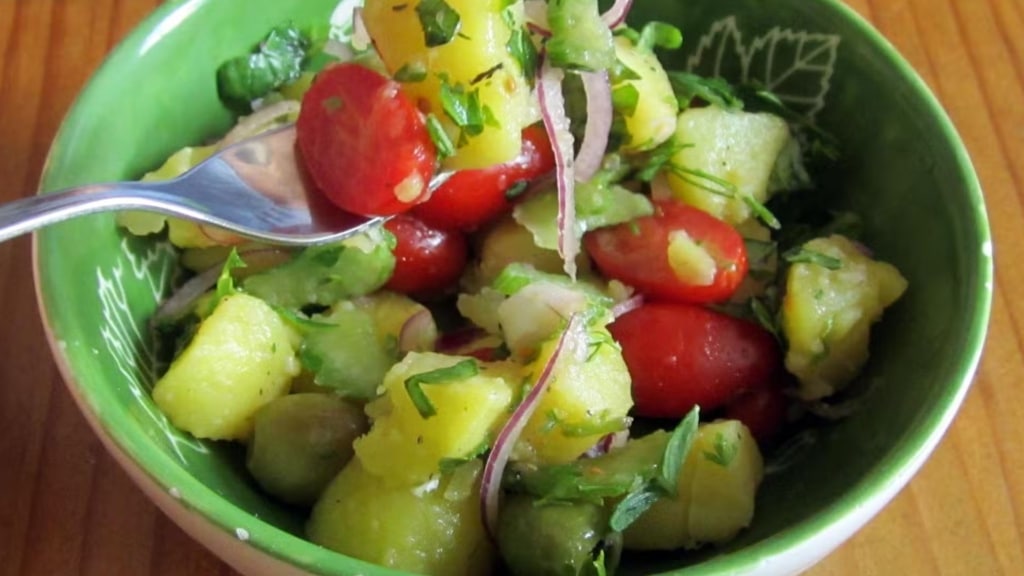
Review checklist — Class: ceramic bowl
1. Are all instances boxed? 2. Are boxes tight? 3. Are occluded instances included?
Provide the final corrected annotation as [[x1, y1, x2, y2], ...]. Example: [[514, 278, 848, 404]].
[[34, 0, 992, 574]]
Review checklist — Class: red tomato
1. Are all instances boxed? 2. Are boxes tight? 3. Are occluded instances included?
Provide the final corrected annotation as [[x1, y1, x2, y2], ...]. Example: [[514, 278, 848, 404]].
[[413, 124, 555, 231], [296, 63, 436, 217], [584, 200, 748, 303], [384, 215, 468, 297], [724, 385, 789, 445], [608, 302, 781, 419]]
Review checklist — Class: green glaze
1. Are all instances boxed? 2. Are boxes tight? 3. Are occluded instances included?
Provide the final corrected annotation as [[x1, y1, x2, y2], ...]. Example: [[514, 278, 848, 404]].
[[35, 0, 991, 575]]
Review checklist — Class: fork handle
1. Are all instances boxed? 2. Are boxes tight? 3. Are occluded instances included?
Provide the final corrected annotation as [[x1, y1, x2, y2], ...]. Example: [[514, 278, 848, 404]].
[[0, 183, 206, 244]]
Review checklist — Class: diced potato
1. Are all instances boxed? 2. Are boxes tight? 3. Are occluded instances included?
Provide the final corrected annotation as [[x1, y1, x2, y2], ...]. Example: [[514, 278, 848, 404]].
[[514, 324, 633, 464], [152, 294, 301, 440], [666, 107, 792, 225], [781, 235, 908, 400], [612, 35, 679, 153], [624, 420, 764, 550], [667, 229, 718, 287], [363, 0, 533, 170], [497, 282, 592, 359], [468, 217, 590, 291], [308, 459, 494, 576], [354, 352, 517, 485]]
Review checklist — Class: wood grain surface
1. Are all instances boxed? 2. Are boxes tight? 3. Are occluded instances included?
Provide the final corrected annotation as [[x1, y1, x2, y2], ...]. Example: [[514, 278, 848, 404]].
[[0, 0, 1021, 574]]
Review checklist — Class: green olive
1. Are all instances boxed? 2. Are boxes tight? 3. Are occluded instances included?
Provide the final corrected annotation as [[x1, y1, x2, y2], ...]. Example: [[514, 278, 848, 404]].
[[246, 393, 368, 506], [497, 494, 610, 576]]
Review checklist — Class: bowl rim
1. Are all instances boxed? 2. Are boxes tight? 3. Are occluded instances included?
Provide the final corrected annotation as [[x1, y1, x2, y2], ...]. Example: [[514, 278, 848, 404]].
[[31, 0, 994, 574]]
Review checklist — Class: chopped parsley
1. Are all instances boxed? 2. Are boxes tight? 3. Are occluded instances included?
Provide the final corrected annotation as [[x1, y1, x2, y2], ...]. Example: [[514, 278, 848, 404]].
[[394, 62, 428, 83], [703, 432, 740, 467], [438, 78, 497, 145], [425, 113, 456, 159], [611, 83, 640, 117], [783, 247, 844, 270], [216, 25, 312, 111], [637, 21, 683, 52], [416, 0, 462, 47]]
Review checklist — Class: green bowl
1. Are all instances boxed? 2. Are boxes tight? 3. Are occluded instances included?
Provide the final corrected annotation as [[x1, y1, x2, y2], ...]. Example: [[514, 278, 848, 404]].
[[34, 0, 992, 574]]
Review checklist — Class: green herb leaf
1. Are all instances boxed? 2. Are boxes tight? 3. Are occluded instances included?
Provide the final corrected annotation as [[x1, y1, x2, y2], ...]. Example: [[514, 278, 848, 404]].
[[592, 550, 608, 576], [506, 26, 538, 82], [439, 79, 489, 140], [783, 247, 843, 270], [743, 194, 782, 230], [405, 359, 480, 418], [667, 71, 743, 111], [633, 140, 692, 182], [638, 22, 683, 52], [425, 113, 456, 159], [416, 0, 462, 47], [609, 486, 661, 532], [612, 83, 640, 117], [659, 406, 699, 495], [394, 62, 428, 83], [217, 25, 311, 111], [504, 179, 530, 200], [215, 249, 247, 302], [750, 297, 781, 341], [703, 432, 740, 467]]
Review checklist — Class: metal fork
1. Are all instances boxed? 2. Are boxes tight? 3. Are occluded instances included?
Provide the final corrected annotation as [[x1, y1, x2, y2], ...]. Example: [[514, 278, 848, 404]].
[[0, 124, 440, 246]]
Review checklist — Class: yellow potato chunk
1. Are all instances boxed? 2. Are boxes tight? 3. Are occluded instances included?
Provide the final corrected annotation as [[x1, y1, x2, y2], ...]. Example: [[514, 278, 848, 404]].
[[667, 107, 792, 225], [624, 420, 764, 550], [781, 235, 908, 400], [308, 459, 494, 576], [354, 352, 517, 485], [152, 294, 301, 440], [514, 325, 634, 464], [613, 35, 679, 153], [363, 0, 533, 170]]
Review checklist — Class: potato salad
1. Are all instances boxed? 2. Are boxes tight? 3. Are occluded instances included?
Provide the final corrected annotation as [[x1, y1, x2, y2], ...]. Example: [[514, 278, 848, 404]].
[[119, 1, 908, 574]]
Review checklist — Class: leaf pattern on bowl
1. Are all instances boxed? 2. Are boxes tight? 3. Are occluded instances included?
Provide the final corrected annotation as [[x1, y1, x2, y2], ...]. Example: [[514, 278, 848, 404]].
[[686, 16, 840, 120], [97, 236, 209, 463]]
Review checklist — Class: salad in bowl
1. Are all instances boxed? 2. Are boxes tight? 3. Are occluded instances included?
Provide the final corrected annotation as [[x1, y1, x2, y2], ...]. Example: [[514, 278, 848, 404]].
[[39, 0, 987, 575]]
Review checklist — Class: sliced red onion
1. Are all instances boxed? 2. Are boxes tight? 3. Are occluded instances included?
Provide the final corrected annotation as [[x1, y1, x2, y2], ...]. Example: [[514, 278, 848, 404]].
[[398, 308, 438, 353], [610, 294, 644, 319], [574, 71, 613, 182], [481, 313, 586, 538], [584, 428, 631, 458], [523, 0, 550, 35], [600, 0, 634, 29], [153, 266, 222, 325], [351, 7, 372, 52], [537, 57, 579, 279]]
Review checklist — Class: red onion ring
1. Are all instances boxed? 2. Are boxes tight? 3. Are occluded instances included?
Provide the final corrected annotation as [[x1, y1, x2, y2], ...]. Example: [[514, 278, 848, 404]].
[[397, 308, 438, 353], [600, 0, 634, 29], [480, 313, 586, 538], [610, 294, 644, 319], [575, 71, 613, 182], [537, 56, 579, 279], [152, 266, 222, 325]]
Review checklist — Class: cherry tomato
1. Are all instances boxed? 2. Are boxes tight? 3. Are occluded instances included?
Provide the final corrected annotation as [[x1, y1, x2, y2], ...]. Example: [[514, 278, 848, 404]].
[[384, 215, 468, 297], [413, 124, 555, 231], [608, 302, 781, 419], [584, 200, 748, 303], [723, 385, 789, 445], [296, 63, 436, 217]]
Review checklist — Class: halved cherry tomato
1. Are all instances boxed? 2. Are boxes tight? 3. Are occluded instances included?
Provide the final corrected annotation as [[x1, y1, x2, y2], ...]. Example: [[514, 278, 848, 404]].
[[608, 302, 781, 419], [296, 63, 436, 217], [412, 124, 555, 231], [724, 385, 789, 445], [384, 215, 468, 297], [584, 200, 748, 303]]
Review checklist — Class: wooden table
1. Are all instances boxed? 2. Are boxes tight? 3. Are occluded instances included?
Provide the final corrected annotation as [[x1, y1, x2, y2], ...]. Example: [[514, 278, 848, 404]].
[[0, 0, 1021, 574]]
